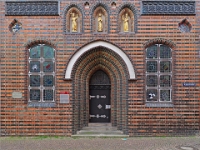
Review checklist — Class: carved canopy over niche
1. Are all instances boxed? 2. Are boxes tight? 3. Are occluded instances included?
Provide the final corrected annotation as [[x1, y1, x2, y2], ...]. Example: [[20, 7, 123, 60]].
[[119, 8, 134, 33], [66, 7, 82, 33], [93, 7, 108, 33]]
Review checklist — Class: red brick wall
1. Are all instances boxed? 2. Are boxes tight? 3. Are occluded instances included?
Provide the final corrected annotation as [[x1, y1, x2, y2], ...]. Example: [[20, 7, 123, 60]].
[[0, 0, 199, 136]]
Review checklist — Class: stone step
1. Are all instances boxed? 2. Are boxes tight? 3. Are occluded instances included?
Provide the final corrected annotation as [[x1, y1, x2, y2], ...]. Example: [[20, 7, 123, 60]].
[[77, 130, 123, 135], [81, 126, 118, 130], [72, 123, 129, 138], [72, 134, 129, 138]]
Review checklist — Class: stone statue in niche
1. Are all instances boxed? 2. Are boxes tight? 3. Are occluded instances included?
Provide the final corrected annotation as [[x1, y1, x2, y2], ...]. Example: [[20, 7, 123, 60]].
[[70, 12, 78, 32], [97, 13, 103, 32], [122, 13, 129, 32]]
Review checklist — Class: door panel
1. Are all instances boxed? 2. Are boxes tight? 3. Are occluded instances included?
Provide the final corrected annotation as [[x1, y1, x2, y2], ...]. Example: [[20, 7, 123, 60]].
[[89, 85, 110, 123]]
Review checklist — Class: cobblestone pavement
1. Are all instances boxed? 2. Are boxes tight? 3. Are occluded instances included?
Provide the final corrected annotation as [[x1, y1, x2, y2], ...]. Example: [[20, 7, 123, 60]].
[[0, 136, 200, 150]]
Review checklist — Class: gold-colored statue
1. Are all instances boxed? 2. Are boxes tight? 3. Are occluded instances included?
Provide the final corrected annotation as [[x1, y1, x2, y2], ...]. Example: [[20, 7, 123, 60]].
[[122, 13, 129, 32], [98, 13, 103, 32], [71, 12, 78, 32]]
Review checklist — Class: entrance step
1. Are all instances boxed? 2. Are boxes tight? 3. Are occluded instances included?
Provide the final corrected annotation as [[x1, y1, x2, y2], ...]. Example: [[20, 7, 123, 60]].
[[72, 123, 129, 138]]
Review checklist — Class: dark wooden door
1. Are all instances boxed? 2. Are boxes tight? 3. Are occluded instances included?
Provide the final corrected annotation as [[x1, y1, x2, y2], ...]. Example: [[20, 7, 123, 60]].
[[89, 70, 111, 123]]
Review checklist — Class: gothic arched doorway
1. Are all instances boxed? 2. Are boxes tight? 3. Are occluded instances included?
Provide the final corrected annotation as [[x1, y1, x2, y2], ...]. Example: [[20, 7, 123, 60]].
[[89, 70, 111, 123], [67, 41, 136, 135]]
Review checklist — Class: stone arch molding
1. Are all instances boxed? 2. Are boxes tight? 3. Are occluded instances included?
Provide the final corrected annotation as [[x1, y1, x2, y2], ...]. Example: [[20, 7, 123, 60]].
[[65, 41, 136, 80]]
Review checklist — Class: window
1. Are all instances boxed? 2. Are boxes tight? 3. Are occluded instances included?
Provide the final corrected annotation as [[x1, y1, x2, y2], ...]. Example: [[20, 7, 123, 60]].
[[146, 44, 172, 102], [28, 44, 55, 102]]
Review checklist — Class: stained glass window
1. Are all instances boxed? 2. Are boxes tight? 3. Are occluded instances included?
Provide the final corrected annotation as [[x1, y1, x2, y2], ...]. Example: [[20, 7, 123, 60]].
[[146, 44, 172, 102], [30, 89, 40, 101], [146, 45, 157, 58], [43, 90, 54, 101], [147, 89, 157, 102], [147, 61, 157, 72], [160, 45, 171, 58], [43, 75, 53, 87], [160, 75, 171, 87], [30, 61, 40, 72], [28, 44, 55, 102], [43, 61, 53, 72], [30, 75, 40, 87], [160, 90, 171, 101], [160, 61, 171, 72], [43, 46, 54, 58], [30, 46, 40, 58], [147, 75, 157, 87]]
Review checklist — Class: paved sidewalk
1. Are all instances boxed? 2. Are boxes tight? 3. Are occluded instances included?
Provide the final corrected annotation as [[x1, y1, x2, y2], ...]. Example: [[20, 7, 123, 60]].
[[0, 136, 200, 150]]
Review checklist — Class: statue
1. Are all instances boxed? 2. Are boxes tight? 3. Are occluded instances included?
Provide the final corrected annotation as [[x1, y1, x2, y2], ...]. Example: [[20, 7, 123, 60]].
[[71, 12, 78, 32], [97, 13, 103, 32], [122, 13, 129, 32]]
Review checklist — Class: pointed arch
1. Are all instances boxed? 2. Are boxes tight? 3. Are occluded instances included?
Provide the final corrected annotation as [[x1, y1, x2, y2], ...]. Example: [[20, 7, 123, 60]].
[[65, 40, 136, 80], [118, 3, 138, 32], [90, 2, 110, 32], [62, 4, 84, 33]]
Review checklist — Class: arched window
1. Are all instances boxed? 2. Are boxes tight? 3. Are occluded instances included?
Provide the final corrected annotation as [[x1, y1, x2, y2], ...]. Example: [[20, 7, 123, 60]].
[[146, 44, 172, 102], [28, 44, 55, 102]]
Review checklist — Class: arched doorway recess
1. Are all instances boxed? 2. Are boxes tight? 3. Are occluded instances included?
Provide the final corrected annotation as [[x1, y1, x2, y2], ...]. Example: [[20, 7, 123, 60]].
[[68, 41, 135, 135]]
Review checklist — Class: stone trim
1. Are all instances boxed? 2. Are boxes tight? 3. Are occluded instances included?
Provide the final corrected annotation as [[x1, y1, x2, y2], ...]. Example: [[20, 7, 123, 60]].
[[141, 1, 195, 15], [65, 40, 136, 80], [5, 1, 59, 16]]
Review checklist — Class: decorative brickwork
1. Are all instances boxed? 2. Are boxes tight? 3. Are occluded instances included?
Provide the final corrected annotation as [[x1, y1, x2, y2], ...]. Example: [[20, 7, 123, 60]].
[[0, 0, 199, 136], [71, 47, 129, 134], [5, 1, 59, 16], [143, 38, 176, 49], [142, 1, 196, 15]]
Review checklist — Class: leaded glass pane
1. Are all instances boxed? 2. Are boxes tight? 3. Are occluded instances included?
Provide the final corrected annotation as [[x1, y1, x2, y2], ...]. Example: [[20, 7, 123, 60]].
[[146, 45, 157, 58], [160, 61, 171, 72], [43, 61, 54, 72], [43, 75, 53, 87], [147, 61, 157, 72], [147, 89, 157, 101], [30, 75, 40, 87], [160, 45, 171, 58], [43, 90, 53, 101], [43, 46, 54, 59], [160, 75, 171, 87], [30, 46, 41, 58], [30, 61, 40, 72], [30, 89, 40, 101], [160, 90, 171, 101], [147, 75, 157, 87]]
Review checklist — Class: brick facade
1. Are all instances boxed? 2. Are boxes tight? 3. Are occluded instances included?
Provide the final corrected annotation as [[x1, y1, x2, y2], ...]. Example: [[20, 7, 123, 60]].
[[0, 0, 199, 136]]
